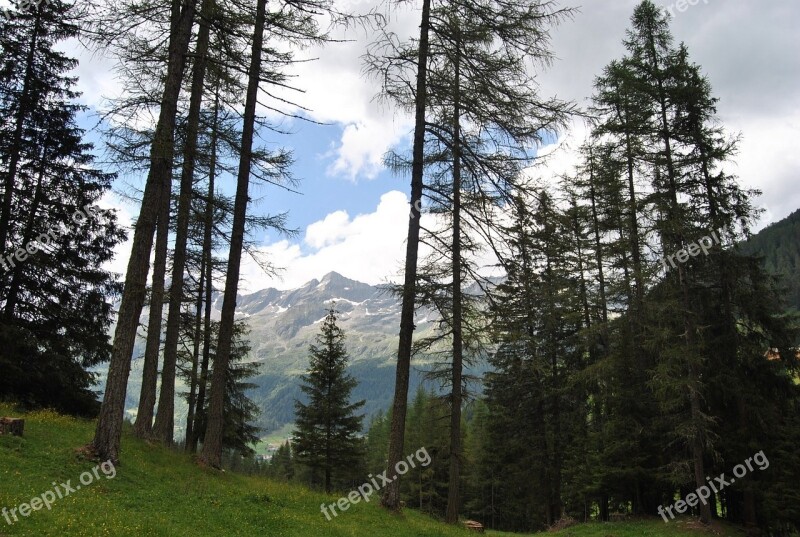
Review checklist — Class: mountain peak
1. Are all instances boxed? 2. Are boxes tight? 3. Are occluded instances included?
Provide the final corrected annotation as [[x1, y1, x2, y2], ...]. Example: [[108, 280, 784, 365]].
[[320, 271, 349, 284]]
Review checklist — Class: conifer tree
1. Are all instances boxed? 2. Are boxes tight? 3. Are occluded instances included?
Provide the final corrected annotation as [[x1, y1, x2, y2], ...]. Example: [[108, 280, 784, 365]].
[[293, 308, 365, 493], [190, 321, 261, 456], [267, 441, 295, 481], [0, 0, 125, 415], [367, 0, 573, 513]]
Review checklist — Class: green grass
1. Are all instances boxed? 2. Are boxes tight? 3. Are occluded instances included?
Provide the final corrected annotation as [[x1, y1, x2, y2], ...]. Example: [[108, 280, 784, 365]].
[[0, 404, 745, 537]]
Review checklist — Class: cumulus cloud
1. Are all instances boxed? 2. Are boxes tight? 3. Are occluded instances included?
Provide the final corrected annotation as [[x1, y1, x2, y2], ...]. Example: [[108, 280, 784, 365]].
[[326, 117, 412, 180], [238, 190, 413, 291]]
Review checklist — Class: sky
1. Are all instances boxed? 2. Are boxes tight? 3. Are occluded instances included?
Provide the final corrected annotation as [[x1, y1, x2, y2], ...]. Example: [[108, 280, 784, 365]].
[[65, 0, 800, 293]]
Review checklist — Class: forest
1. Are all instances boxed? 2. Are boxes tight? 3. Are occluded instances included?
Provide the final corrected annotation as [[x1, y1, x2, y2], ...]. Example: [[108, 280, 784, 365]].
[[0, 0, 798, 535]]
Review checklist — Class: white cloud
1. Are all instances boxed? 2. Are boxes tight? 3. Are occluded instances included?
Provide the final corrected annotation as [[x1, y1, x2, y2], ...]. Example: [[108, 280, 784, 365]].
[[283, 8, 419, 180], [305, 210, 352, 248], [238, 190, 413, 291], [326, 117, 412, 180], [726, 109, 800, 227]]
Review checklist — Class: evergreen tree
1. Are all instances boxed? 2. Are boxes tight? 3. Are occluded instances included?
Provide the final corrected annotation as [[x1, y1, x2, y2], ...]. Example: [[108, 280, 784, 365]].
[[364, 409, 389, 476], [293, 307, 365, 493], [267, 441, 295, 482], [482, 190, 585, 530], [0, 0, 125, 416]]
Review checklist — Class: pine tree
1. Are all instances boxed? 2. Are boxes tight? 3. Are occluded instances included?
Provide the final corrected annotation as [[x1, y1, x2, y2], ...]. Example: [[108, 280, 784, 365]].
[[553, 2, 800, 527], [267, 441, 295, 481], [293, 308, 365, 493], [0, 0, 125, 416]]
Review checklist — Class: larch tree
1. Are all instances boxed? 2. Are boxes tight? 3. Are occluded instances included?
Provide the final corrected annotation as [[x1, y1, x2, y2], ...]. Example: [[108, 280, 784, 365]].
[[89, 0, 199, 463], [367, 0, 573, 512], [151, 0, 217, 445]]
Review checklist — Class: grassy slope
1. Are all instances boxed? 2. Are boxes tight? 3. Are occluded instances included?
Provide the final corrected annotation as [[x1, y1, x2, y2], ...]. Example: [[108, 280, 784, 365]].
[[0, 405, 744, 537]]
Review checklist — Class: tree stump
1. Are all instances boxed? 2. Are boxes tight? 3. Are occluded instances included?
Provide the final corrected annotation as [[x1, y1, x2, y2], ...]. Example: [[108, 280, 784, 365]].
[[0, 417, 24, 437], [464, 520, 485, 533]]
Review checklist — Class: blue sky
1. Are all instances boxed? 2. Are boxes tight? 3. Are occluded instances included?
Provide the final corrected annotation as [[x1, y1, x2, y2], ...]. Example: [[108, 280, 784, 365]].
[[248, 121, 409, 248], [64, 0, 800, 292]]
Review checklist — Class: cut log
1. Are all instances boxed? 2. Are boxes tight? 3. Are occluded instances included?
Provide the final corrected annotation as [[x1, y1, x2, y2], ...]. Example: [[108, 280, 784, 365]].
[[0, 417, 24, 437], [464, 520, 485, 533]]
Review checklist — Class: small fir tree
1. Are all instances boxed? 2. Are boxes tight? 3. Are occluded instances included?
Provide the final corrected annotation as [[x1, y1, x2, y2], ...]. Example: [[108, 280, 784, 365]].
[[293, 307, 365, 493]]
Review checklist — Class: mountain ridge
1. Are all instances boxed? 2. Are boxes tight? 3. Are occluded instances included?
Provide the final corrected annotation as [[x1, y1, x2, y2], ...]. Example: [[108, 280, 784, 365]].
[[121, 270, 440, 438]]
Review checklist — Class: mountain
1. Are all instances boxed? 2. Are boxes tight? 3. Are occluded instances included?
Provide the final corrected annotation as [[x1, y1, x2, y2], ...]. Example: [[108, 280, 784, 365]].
[[121, 272, 445, 439], [741, 208, 800, 312], [229, 271, 440, 432], [115, 208, 799, 441]]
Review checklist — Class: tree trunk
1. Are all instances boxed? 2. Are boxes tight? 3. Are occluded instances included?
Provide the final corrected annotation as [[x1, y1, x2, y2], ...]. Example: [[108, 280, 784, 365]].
[[90, 0, 197, 463], [189, 84, 220, 454], [153, 0, 214, 445], [381, 0, 431, 511], [199, 0, 267, 468], [587, 153, 608, 327], [445, 33, 463, 526], [185, 253, 206, 450], [133, 172, 171, 438]]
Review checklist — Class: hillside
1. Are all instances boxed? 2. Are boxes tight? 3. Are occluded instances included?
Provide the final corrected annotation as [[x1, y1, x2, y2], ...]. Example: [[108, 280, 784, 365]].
[[742, 208, 800, 311], [0, 405, 746, 537]]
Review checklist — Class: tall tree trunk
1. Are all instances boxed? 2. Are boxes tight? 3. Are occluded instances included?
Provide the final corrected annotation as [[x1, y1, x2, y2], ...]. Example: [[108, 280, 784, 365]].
[[445, 35, 462, 525], [90, 0, 197, 463], [646, 27, 712, 524], [587, 153, 608, 326], [190, 84, 220, 454], [199, 0, 267, 468], [133, 173, 171, 438], [185, 253, 206, 450], [0, 12, 41, 258], [153, 0, 214, 445], [617, 101, 644, 307], [381, 0, 431, 511]]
